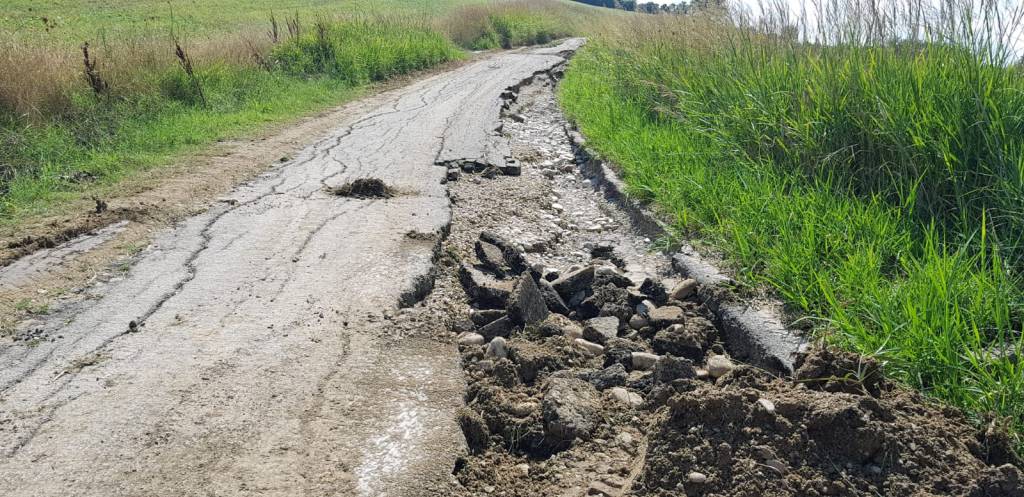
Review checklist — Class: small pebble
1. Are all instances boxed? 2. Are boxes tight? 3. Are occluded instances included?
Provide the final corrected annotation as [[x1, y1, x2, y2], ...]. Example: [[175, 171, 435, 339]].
[[756, 398, 776, 413], [485, 337, 508, 359], [457, 332, 485, 346], [707, 354, 735, 378], [631, 352, 659, 370], [515, 463, 530, 477], [575, 338, 604, 356]]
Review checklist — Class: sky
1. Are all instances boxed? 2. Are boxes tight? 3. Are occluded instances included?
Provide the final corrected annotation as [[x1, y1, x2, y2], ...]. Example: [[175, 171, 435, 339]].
[[639, 0, 1024, 60]]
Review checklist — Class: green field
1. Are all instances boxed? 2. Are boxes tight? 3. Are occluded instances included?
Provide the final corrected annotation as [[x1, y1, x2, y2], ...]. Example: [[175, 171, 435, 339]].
[[1, 0, 481, 44], [561, 6, 1024, 447]]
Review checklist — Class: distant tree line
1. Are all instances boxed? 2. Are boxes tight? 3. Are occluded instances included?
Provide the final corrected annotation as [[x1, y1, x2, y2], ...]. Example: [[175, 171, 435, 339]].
[[570, 0, 724, 14]]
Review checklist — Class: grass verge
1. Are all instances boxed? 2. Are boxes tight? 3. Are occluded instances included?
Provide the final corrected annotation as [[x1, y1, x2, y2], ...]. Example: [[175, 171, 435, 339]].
[[560, 4, 1024, 448]]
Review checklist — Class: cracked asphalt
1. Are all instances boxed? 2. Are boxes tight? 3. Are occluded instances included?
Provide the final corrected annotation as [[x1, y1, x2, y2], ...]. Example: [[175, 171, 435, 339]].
[[0, 39, 583, 497]]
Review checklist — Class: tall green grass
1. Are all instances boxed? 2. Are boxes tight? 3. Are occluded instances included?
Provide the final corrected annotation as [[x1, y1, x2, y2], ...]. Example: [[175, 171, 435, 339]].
[[469, 12, 570, 49], [272, 18, 460, 83], [560, 2, 1024, 446], [442, 1, 584, 50]]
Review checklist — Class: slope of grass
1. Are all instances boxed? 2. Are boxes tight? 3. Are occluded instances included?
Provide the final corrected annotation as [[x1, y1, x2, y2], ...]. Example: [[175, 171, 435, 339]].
[[560, 8, 1024, 446]]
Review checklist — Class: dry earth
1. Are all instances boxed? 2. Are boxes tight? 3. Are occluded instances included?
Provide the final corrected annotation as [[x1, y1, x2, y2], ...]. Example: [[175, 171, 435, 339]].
[[1, 39, 1021, 497]]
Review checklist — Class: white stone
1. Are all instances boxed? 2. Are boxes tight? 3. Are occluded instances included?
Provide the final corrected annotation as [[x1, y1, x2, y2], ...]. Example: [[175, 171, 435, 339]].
[[707, 354, 735, 378], [756, 398, 776, 413], [574, 338, 604, 356], [670, 279, 698, 300], [457, 332, 485, 346], [609, 387, 643, 407], [630, 352, 660, 370], [486, 337, 508, 359], [515, 463, 530, 477], [687, 472, 708, 484], [628, 314, 649, 330]]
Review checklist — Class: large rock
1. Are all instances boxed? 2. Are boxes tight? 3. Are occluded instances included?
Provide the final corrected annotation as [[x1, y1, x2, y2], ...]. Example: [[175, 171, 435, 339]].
[[580, 363, 627, 390], [603, 337, 646, 369], [475, 240, 510, 276], [582, 316, 619, 344], [507, 273, 549, 325], [480, 231, 528, 274], [459, 264, 513, 309], [654, 355, 697, 383], [542, 377, 600, 446], [551, 265, 595, 300], [537, 278, 571, 315], [652, 317, 713, 360], [479, 315, 515, 340], [469, 309, 505, 327], [669, 278, 698, 300], [648, 305, 685, 328]]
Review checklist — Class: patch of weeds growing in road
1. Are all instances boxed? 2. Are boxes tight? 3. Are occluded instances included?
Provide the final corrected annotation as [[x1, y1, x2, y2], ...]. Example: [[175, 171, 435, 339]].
[[15, 298, 49, 315]]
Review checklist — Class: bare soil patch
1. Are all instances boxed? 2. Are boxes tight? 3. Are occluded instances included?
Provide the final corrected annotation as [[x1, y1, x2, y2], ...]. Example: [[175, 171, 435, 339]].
[[327, 178, 395, 199]]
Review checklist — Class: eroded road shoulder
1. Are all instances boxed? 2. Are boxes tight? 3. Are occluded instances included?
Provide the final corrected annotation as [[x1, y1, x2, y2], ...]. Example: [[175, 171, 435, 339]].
[[0, 39, 583, 497]]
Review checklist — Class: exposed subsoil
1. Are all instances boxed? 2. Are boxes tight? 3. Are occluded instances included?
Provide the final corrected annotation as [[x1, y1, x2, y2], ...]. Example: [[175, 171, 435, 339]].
[[418, 71, 1023, 496]]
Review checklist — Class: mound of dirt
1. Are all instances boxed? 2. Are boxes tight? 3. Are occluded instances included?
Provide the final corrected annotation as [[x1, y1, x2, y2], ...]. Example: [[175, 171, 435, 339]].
[[326, 178, 394, 198], [637, 349, 1023, 497]]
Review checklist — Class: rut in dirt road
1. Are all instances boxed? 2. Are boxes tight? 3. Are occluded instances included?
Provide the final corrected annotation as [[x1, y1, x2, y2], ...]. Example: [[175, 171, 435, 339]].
[[0, 39, 584, 497]]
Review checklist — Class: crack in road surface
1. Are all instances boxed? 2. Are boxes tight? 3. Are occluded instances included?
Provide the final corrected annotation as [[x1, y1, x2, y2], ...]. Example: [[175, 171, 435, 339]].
[[0, 39, 584, 497]]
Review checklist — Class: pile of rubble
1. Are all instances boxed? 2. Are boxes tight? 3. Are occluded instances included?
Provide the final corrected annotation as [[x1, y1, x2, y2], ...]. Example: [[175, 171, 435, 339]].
[[451, 230, 727, 487], [448, 230, 1023, 497]]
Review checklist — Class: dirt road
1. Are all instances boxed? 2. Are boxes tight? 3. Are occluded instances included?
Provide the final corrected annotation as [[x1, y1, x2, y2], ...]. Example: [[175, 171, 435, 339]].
[[0, 40, 583, 497]]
